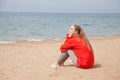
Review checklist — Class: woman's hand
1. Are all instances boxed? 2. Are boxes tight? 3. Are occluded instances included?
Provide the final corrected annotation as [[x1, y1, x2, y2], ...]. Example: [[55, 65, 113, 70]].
[[68, 31, 73, 38]]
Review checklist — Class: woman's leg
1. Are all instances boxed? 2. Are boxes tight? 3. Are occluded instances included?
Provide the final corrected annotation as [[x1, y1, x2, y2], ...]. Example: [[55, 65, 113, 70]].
[[57, 52, 69, 65], [67, 50, 77, 66]]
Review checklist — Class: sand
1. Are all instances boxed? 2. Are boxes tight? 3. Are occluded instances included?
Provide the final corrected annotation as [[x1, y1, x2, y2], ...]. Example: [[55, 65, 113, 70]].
[[0, 36, 120, 80]]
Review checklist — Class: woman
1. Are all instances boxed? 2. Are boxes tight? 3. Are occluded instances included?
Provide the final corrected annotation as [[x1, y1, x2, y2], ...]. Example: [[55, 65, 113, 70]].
[[52, 24, 94, 69]]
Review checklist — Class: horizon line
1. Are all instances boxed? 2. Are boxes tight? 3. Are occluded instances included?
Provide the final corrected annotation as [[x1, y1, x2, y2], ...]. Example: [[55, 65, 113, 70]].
[[0, 11, 120, 14]]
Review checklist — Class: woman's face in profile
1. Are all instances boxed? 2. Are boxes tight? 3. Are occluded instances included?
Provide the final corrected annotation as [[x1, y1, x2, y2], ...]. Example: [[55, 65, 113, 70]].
[[69, 26, 76, 35]]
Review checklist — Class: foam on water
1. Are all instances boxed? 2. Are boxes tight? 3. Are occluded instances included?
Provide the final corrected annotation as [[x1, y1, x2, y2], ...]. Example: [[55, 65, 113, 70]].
[[0, 41, 15, 44]]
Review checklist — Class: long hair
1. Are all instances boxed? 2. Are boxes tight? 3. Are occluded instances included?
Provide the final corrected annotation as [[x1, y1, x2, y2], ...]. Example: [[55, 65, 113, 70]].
[[73, 24, 93, 52]]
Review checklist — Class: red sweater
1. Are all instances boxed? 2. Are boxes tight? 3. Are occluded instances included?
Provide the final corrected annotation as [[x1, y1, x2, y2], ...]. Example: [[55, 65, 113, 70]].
[[60, 35, 94, 69]]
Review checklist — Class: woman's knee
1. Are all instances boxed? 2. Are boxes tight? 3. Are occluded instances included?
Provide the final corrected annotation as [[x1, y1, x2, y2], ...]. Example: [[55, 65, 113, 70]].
[[67, 49, 73, 53], [67, 49, 77, 65]]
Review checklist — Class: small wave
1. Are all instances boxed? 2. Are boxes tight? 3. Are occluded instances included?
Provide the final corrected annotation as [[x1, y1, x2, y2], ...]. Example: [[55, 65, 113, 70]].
[[25, 39, 46, 42], [0, 41, 16, 44], [26, 38, 64, 42], [82, 24, 92, 26], [0, 38, 64, 44]]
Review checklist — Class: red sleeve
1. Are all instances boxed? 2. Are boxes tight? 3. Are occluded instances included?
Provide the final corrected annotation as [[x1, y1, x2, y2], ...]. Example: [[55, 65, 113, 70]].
[[63, 34, 70, 43], [60, 35, 75, 52]]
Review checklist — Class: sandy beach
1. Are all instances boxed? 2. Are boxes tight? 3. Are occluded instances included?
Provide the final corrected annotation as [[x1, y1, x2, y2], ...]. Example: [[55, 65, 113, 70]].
[[0, 36, 120, 80]]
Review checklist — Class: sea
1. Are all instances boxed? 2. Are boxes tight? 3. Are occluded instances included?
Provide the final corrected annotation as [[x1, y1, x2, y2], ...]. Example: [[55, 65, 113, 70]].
[[0, 12, 120, 43]]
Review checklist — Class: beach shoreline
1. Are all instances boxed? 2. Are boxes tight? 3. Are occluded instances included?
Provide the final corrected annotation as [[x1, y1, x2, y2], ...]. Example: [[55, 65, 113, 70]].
[[0, 36, 120, 80], [0, 34, 120, 44]]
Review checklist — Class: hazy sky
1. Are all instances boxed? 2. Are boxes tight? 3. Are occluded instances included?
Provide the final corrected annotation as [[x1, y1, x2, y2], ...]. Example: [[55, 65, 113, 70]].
[[0, 0, 120, 13]]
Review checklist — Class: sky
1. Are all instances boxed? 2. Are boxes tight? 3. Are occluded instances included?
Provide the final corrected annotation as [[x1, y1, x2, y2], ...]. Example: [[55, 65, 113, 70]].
[[0, 0, 120, 13]]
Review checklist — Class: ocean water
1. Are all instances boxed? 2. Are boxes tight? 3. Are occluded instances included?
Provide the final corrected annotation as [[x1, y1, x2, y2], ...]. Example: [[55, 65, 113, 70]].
[[0, 12, 120, 42]]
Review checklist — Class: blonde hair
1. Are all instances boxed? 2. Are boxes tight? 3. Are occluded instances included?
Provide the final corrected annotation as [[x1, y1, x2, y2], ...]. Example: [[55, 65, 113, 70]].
[[72, 24, 93, 52]]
